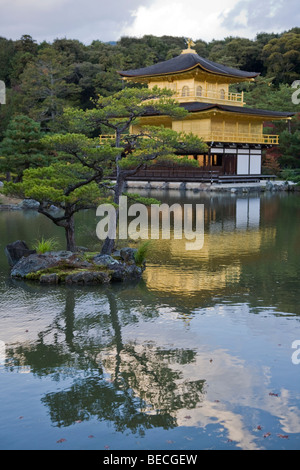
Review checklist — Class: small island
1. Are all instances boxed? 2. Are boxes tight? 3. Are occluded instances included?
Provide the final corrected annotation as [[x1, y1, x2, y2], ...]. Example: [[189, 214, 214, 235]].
[[5, 241, 145, 285]]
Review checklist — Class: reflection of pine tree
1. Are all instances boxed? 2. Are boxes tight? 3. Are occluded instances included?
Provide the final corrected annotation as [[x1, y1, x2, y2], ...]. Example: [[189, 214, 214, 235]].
[[7, 287, 205, 434]]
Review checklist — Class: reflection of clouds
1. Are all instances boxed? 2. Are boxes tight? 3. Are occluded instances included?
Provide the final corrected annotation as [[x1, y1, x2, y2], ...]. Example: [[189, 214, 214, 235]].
[[174, 351, 300, 447], [262, 389, 300, 435], [100, 337, 264, 449], [119, 305, 300, 449], [278, 389, 300, 433], [0, 288, 64, 345], [171, 349, 261, 450], [177, 403, 260, 450]]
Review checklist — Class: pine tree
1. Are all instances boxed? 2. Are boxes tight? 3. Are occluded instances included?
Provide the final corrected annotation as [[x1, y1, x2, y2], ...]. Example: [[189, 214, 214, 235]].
[[61, 86, 208, 254], [0, 114, 50, 181]]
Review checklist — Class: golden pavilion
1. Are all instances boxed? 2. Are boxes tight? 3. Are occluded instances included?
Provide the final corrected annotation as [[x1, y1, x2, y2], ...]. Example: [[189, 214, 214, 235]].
[[118, 40, 294, 182]]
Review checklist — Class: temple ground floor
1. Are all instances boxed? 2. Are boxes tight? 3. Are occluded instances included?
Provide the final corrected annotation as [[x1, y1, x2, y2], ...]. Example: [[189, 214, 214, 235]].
[[128, 142, 273, 184]]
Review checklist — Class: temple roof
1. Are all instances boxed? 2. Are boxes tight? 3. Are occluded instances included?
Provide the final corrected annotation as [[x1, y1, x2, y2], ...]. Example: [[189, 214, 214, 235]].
[[181, 102, 295, 118], [118, 52, 260, 80], [143, 102, 295, 119]]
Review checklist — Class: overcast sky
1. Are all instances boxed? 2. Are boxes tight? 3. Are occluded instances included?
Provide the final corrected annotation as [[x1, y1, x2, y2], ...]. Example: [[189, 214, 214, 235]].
[[0, 0, 298, 44]]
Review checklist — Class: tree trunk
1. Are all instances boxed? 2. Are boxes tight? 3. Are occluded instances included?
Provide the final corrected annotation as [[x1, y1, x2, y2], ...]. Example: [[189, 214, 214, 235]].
[[65, 215, 76, 252], [100, 171, 125, 255], [101, 236, 116, 255]]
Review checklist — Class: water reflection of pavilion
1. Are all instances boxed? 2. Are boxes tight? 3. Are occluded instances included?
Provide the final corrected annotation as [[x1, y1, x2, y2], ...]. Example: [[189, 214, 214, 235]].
[[141, 195, 276, 298]]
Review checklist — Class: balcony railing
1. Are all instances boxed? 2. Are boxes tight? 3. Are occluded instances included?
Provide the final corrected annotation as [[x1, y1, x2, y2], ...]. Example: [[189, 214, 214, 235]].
[[175, 89, 244, 105], [99, 132, 279, 146], [202, 132, 279, 145], [99, 134, 115, 143]]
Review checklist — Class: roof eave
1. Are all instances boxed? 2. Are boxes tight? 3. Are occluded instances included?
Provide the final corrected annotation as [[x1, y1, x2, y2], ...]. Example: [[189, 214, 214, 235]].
[[117, 64, 259, 81]]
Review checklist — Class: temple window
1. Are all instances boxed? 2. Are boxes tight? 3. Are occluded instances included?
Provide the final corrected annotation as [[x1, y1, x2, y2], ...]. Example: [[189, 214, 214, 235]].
[[220, 89, 226, 100], [182, 86, 190, 97], [196, 86, 202, 97]]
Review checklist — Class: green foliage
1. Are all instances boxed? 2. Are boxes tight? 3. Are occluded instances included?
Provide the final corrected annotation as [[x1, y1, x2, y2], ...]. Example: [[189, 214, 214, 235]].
[[118, 126, 205, 170], [18, 47, 80, 128], [0, 30, 299, 176], [41, 131, 121, 180], [124, 192, 161, 206], [11, 162, 106, 207], [64, 90, 206, 174], [280, 168, 300, 183], [33, 237, 59, 254], [0, 114, 51, 181], [0, 31, 299, 129], [4, 161, 110, 252], [261, 29, 300, 84], [278, 130, 300, 169], [134, 240, 152, 265]]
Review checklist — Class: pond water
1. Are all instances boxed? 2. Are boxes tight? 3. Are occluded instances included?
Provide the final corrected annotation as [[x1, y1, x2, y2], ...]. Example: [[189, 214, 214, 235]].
[[0, 190, 300, 450]]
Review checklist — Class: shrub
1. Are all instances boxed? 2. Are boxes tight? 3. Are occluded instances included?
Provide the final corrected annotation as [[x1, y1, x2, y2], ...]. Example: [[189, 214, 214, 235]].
[[33, 237, 59, 254], [281, 168, 300, 183], [134, 240, 152, 265]]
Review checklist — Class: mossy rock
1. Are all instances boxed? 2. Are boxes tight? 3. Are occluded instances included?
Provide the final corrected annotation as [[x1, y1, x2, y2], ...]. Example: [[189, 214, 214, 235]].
[[16, 248, 145, 285]]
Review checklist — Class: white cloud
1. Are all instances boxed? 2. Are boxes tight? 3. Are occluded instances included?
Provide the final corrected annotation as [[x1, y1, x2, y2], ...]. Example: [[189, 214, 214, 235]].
[[120, 0, 253, 42], [221, 0, 300, 34], [0, 0, 298, 44], [120, 0, 299, 42], [0, 0, 153, 43]]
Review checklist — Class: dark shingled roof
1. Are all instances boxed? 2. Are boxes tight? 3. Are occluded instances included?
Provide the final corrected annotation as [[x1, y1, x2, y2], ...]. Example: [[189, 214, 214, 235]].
[[143, 102, 295, 119], [118, 53, 260, 80], [181, 102, 295, 118]]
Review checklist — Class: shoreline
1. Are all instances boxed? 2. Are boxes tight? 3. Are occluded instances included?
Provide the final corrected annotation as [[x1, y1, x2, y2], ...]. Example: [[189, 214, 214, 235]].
[[0, 180, 299, 212], [125, 179, 298, 193]]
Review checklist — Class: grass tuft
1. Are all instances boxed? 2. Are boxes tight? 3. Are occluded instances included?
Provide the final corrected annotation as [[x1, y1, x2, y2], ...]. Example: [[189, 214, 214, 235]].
[[134, 240, 152, 265], [33, 237, 59, 254]]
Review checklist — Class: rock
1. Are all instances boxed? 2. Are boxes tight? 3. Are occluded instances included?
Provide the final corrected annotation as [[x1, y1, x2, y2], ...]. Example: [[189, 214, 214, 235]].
[[20, 199, 40, 210], [11, 253, 60, 278], [5, 240, 36, 267], [10, 250, 81, 278], [111, 249, 121, 258], [0, 204, 22, 211], [109, 264, 128, 282], [40, 273, 59, 284], [8, 247, 145, 284], [48, 205, 60, 212], [65, 271, 111, 285], [120, 247, 137, 262], [109, 263, 143, 282], [125, 264, 143, 279], [75, 246, 89, 253], [93, 254, 119, 266]]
